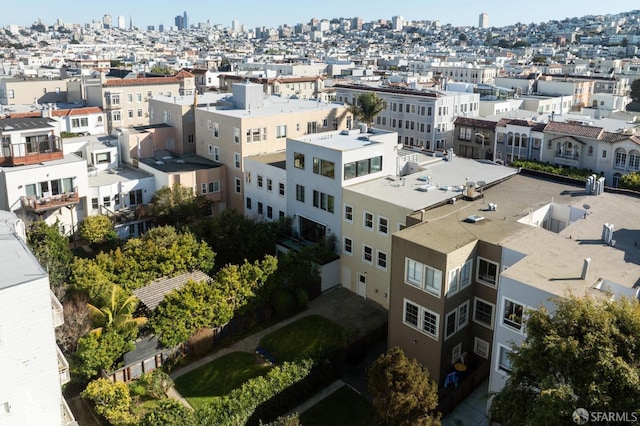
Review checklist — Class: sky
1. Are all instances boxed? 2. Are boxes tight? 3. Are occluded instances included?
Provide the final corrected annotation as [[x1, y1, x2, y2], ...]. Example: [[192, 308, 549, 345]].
[[1, 0, 636, 30]]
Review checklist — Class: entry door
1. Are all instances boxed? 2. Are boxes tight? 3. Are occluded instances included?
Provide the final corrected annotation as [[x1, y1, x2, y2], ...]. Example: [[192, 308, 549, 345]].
[[357, 273, 367, 298]]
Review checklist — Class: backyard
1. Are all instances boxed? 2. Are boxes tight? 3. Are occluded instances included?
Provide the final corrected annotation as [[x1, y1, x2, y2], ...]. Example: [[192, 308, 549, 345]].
[[299, 385, 374, 426]]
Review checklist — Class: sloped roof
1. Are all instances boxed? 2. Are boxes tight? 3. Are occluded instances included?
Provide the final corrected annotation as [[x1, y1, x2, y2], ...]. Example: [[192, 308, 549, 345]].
[[453, 116, 498, 130], [133, 270, 212, 311], [543, 121, 604, 139], [103, 76, 180, 87]]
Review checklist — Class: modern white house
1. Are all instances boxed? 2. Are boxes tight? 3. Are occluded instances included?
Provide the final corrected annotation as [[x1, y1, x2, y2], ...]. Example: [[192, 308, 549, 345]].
[[0, 210, 76, 426], [244, 151, 288, 222], [285, 127, 398, 245]]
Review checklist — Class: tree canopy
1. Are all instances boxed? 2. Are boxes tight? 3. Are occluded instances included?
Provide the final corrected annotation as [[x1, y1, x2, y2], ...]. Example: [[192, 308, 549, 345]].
[[150, 183, 212, 227], [26, 220, 72, 299], [70, 226, 215, 302], [86, 284, 147, 337], [150, 256, 278, 346], [79, 214, 117, 245], [489, 295, 640, 425], [368, 346, 441, 426], [347, 92, 386, 127]]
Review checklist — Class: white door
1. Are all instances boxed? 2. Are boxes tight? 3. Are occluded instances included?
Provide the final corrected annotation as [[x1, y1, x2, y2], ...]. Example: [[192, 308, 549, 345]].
[[357, 273, 367, 298]]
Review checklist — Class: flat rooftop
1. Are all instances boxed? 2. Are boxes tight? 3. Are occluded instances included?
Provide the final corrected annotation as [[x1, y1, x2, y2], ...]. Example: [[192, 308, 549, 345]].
[[345, 157, 518, 212], [396, 174, 640, 296], [1, 154, 85, 172], [247, 151, 287, 170], [0, 211, 46, 290], [194, 96, 345, 119], [291, 128, 394, 152], [140, 153, 222, 173], [88, 167, 153, 187]]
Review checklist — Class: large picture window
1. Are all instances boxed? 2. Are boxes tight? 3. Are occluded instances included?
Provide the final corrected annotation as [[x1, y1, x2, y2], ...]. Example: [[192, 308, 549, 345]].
[[473, 297, 495, 329], [477, 257, 498, 286]]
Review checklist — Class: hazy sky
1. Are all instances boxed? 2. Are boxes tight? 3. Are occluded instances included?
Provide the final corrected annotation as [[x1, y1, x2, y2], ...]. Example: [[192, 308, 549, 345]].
[[1, 0, 635, 29]]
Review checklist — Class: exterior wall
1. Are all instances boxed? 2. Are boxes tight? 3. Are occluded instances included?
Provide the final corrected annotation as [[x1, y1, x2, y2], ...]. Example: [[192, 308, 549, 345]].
[[340, 189, 412, 309], [86, 175, 155, 217], [336, 86, 480, 151], [195, 102, 349, 212], [0, 276, 66, 425], [0, 79, 68, 105], [1, 156, 89, 231], [119, 126, 178, 162], [149, 98, 195, 155], [56, 110, 106, 136], [243, 158, 287, 221], [520, 95, 573, 115]]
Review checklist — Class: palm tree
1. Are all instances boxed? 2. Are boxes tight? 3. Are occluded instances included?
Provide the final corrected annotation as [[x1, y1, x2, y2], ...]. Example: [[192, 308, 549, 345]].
[[347, 92, 386, 127], [87, 285, 147, 337]]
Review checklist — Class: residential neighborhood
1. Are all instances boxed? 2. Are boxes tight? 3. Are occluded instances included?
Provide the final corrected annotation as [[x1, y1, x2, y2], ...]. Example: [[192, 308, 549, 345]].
[[1, 4, 640, 426]]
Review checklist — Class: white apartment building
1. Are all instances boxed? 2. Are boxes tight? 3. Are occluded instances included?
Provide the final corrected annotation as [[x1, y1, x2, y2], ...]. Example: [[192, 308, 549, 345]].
[[335, 84, 480, 152], [195, 81, 349, 212], [244, 152, 287, 221], [0, 210, 75, 426], [285, 128, 398, 246]]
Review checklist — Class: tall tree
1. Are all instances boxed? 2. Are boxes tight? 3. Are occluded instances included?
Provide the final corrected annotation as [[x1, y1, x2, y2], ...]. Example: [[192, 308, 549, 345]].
[[86, 285, 147, 337], [79, 214, 117, 245], [26, 221, 73, 299], [150, 183, 211, 227], [347, 92, 386, 127], [490, 295, 640, 425], [368, 346, 441, 426]]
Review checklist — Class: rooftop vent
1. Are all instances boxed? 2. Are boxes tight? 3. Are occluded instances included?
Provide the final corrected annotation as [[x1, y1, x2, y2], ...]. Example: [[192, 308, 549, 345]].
[[465, 215, 485, 223]]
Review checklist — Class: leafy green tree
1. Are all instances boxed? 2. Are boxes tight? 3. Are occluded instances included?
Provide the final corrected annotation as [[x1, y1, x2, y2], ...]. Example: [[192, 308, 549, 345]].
[[79, 215, 117, 245], [347, 92, 386, 127], [81, 378, 136, 426], [368, 346, 441, 426], [192, 210, 289, 270], [489, 296, 640, 426], [150, 65, 174, 75], [70, 226, 215, 299], [151, 256, 277, 346], [26, 220, 72, 299], [86, 285, 146, 337], [630, 78, 640, 103], [73, 329, 135, 379], [619, 171, 640, 191], [150, 183, 212, 227], [139, 399, 198, 426]]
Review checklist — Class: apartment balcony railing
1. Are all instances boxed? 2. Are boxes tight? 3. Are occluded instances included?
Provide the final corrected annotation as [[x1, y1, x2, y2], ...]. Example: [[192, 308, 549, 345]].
[[51, 291, 64, 328], [21, 187, 80, 214], [60, 396, 77, 426], [0, 136, 64, 166], [554, 154, 580, 168], [57, 345, 70, 385]]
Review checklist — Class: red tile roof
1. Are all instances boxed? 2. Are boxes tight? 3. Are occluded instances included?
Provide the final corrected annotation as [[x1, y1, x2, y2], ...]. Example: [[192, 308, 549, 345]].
[[543, 121, 604, 139], [104, 77, 180, 87], [454, 116, 498, 130]]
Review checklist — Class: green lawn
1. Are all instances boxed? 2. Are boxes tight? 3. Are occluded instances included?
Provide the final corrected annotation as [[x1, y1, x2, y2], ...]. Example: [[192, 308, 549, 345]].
[[259, 315, 348, 362], [299, 385, 374, 426], [174, 351, 271, 410]]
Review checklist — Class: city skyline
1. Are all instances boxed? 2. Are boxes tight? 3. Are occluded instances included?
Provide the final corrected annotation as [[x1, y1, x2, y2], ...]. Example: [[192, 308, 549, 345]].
[[1, 0, 636, 30]]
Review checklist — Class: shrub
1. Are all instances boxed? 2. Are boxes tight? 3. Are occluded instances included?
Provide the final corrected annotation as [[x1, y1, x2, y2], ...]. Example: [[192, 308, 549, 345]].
[[81, 378, 136, 426]]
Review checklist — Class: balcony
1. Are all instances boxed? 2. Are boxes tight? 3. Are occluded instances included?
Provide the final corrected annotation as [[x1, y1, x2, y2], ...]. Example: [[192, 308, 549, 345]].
[[61, 397, 77, 426], [57, 345, 70, 385], [0, 136, 64, 166], [51, 291, 64, 328], [554, 154, 580, 168], [21, 187, 80, 214]]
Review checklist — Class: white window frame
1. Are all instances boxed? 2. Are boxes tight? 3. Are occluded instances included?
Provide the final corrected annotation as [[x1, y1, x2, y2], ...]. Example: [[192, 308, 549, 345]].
[[502, 297, 525, 333], [405, 258, 423, 287], [362, 244, 373, 264], [448, 267, 460, 297], [497, 344, 513, 374], [344, 204, 353, 223], [363, 210, 373, 230], [473, 297, 495, 330], [403, 299, 420, 328], [476, 256, 499, 287], [424, 265, 442, 297], [458, 301, 469, 329], [452, 343, 462, 364], [421, 307, 440, 340], [377, 215, 389, 236], [234, 152, 241, 169], [444, 309, 457, 340], [234, 177, 241, 194], [376, 250, 387, 271], [460, 260, 472, 290], [213, 146, 220, 162], [474, 337, 490, 359], [343, 237, 353, 255]]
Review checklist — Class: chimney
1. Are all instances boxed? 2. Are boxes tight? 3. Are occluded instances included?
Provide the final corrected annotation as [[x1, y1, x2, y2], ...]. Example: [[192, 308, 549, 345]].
[[580, 258, 591, 280]]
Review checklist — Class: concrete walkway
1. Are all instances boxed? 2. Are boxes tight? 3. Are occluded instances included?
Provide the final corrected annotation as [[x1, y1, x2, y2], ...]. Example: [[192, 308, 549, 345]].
[[442, 380, 490, 426], [166, 287, 388, 406], [287, 380, 345, 415]]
